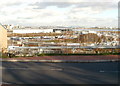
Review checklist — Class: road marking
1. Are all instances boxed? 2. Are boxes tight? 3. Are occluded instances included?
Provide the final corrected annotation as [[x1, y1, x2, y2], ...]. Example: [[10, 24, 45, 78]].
[[1, 67, 64, 71], [0, 67, 2, 69], [50, 68, 63, 71], [1, 82, 13, 84], [100, 70, 119, 73]]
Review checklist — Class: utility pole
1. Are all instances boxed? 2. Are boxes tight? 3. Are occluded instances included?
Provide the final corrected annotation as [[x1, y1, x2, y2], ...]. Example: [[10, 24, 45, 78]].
[[0, 48, 2, 58]]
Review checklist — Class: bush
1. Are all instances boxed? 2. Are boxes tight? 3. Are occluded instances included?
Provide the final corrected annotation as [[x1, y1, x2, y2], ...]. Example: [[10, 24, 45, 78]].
[[1, 53, 16, 58], [1, 53, 9, 58]]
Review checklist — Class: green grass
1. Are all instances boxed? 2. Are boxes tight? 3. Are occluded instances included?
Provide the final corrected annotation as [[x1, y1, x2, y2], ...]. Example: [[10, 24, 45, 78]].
[[1, 52, 119, 58]]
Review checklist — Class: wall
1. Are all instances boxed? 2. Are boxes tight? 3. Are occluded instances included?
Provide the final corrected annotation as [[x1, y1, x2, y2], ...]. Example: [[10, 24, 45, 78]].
[[0, 25, 7, 52]]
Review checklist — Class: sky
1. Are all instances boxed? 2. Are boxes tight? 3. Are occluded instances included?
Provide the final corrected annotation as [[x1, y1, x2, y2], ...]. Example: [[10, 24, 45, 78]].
[[0, 0, 119, 27]]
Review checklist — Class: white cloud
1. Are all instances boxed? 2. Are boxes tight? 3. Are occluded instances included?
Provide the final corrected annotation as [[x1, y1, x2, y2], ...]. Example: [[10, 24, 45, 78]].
[[0, 0, 118, 27]]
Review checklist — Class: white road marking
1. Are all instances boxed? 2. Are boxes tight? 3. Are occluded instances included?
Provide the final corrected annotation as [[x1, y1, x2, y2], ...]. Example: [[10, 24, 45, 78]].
[[0, 67, 2, 69], [100, 70, 119, 73], [1, 67, 64, 71], [1, 82, 12, 84]]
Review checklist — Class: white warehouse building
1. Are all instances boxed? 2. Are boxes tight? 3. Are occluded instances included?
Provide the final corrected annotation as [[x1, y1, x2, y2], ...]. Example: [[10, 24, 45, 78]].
[[13, 29, 54, 33]]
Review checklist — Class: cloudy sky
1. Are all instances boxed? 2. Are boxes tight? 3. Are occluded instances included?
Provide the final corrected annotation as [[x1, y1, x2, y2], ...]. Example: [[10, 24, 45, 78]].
[[0, 0, 119, 27]]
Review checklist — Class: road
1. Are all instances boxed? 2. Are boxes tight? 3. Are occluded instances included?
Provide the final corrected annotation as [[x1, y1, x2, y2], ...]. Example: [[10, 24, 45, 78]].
[[2, 62, 119, 84]]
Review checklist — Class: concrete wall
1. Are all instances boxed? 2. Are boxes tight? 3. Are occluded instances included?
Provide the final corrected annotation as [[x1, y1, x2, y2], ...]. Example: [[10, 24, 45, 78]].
[[0, 25, 7, 52]]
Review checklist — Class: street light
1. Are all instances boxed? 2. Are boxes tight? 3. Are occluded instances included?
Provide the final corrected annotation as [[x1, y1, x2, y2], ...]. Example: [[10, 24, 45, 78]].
[[0, 49, 2, 58], [0, 48, 3, 58]]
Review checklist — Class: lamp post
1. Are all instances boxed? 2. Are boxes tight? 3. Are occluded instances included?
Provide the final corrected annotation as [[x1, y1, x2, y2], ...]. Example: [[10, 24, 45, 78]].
[[1, 48, 3, 58], [0, 48, 2, 58]]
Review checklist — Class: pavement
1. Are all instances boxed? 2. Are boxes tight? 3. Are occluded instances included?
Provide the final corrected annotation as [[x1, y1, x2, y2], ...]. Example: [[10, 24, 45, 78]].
[[1, 55, 120, 62]]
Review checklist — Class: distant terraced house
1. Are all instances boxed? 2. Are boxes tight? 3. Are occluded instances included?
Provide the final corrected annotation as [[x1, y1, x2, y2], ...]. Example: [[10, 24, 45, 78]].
[[0, 23, 7, 53]]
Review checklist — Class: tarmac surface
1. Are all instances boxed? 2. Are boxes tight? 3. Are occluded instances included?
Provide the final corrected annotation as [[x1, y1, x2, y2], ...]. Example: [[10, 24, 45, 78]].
[[2, 61, 119, 84]]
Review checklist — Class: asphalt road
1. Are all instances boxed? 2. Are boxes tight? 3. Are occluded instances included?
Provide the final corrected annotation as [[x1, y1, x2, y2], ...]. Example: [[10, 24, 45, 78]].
[[2, 62, 119, 84]]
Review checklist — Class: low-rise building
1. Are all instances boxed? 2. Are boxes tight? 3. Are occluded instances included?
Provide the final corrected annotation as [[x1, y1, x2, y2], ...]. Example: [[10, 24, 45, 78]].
[[0, 24, 7, 53]]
